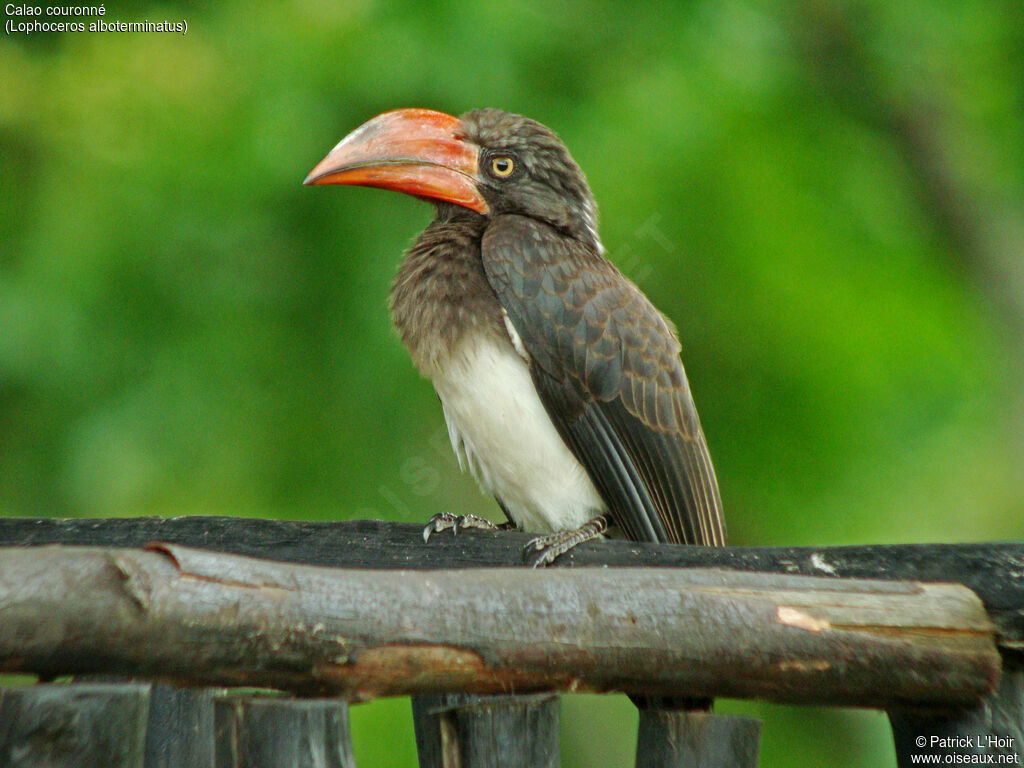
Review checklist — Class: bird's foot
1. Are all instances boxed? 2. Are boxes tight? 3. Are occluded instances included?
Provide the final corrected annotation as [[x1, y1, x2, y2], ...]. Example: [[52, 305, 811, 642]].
[[422, 512, 509, 542], [524, 515, 608, 568]]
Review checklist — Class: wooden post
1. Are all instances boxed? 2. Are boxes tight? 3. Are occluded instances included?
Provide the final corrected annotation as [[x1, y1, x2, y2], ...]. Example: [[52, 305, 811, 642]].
[[0, 682, 150, 768], [0, 683, 356, 768], [635, 709, 762, 768], [145, 684, 217, 768], [412, 692, 560, 768], [214, 694, 356, 768], [889, 662, 1023, 768]]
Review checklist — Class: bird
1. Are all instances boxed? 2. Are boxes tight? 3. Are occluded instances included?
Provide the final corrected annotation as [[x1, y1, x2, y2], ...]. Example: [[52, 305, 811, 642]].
[[305, 108, 726, 565]]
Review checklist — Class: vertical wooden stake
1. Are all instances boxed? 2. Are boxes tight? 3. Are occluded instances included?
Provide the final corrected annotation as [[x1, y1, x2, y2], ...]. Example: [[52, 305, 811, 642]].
[[412, 693, 560, 768], [214, 694, 356, 768], [635, 708, 762, 768], [0, 682, 150, 768], [144, 683, 217, 768], [889, 663, 1022, 768]]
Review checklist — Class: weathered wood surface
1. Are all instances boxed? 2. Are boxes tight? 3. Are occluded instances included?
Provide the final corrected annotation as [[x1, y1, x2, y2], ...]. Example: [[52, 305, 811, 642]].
[[1, 517, 1020, 650], [635, 709, 762, 768], [215, 694, 355, 768], [0, 683, 150, 768], [0, 543, 999, 708], [412, 693, 560, 768], [145, 684, 217, 768], [0, 682, 354, 768], [889, 665, 1024, 768]]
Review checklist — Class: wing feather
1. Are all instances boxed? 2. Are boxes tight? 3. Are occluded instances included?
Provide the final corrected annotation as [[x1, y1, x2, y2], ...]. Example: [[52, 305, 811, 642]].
[[482, 214, 726, 546]]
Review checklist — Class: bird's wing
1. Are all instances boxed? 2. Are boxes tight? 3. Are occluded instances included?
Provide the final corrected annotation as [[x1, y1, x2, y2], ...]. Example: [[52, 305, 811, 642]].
[[481, 214, 726, 546]]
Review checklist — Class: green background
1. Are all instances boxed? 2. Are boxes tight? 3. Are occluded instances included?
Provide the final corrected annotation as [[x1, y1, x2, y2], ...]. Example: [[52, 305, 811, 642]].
[[2, 0, 1021, 765]]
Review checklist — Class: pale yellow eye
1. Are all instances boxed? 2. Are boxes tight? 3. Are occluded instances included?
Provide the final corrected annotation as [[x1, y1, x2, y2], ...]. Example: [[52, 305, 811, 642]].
[[491, 156, 514, 177]]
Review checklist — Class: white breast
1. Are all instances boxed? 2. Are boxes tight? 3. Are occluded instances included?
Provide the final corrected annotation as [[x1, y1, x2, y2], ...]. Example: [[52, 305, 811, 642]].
[[430, 333, 605, 533]]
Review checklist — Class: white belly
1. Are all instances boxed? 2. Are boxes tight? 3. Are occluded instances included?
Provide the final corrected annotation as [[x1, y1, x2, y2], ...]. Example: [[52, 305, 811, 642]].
[[430, 335, 605, 533]]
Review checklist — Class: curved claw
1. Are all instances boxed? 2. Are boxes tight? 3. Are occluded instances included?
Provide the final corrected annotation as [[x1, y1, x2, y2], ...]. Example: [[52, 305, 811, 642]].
[[526, 541, 564, 569], [423, 512, 458, 542], [423, 512, 503, 542], [522, 515, 609, 568]]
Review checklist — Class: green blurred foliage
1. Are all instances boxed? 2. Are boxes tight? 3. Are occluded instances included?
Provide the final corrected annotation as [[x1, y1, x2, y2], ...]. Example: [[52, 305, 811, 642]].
[[1, 0, 1022, 765]]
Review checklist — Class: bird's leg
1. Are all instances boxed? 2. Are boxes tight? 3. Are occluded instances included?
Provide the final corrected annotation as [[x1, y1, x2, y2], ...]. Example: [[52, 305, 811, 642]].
[[422, 512, 513, 542], [524, 515, 608, 568]]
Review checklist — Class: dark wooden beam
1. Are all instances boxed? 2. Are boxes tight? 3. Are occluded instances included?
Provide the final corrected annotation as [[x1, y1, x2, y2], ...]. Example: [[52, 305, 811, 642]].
[[1, 517, 1021, 650]]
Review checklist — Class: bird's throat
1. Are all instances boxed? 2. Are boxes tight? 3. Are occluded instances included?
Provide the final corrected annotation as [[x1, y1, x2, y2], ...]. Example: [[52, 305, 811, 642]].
[[390, 210, 503, 377]]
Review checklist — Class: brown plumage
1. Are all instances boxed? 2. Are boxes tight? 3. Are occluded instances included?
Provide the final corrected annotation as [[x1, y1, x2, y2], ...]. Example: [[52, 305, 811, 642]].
[[306, 108, 726, 558]]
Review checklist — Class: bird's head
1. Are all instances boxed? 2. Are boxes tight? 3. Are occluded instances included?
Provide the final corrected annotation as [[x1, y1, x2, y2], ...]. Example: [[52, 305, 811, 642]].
[[305, 108, 600, 250]]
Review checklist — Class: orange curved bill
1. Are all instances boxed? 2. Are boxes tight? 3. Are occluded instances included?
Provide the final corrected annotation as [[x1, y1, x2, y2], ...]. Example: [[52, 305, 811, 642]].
[[304, 108, 487, 214]]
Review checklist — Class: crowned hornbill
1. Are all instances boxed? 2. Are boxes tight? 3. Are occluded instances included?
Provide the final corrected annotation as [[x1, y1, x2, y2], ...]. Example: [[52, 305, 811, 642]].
[[305, 108, 726, 565]]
